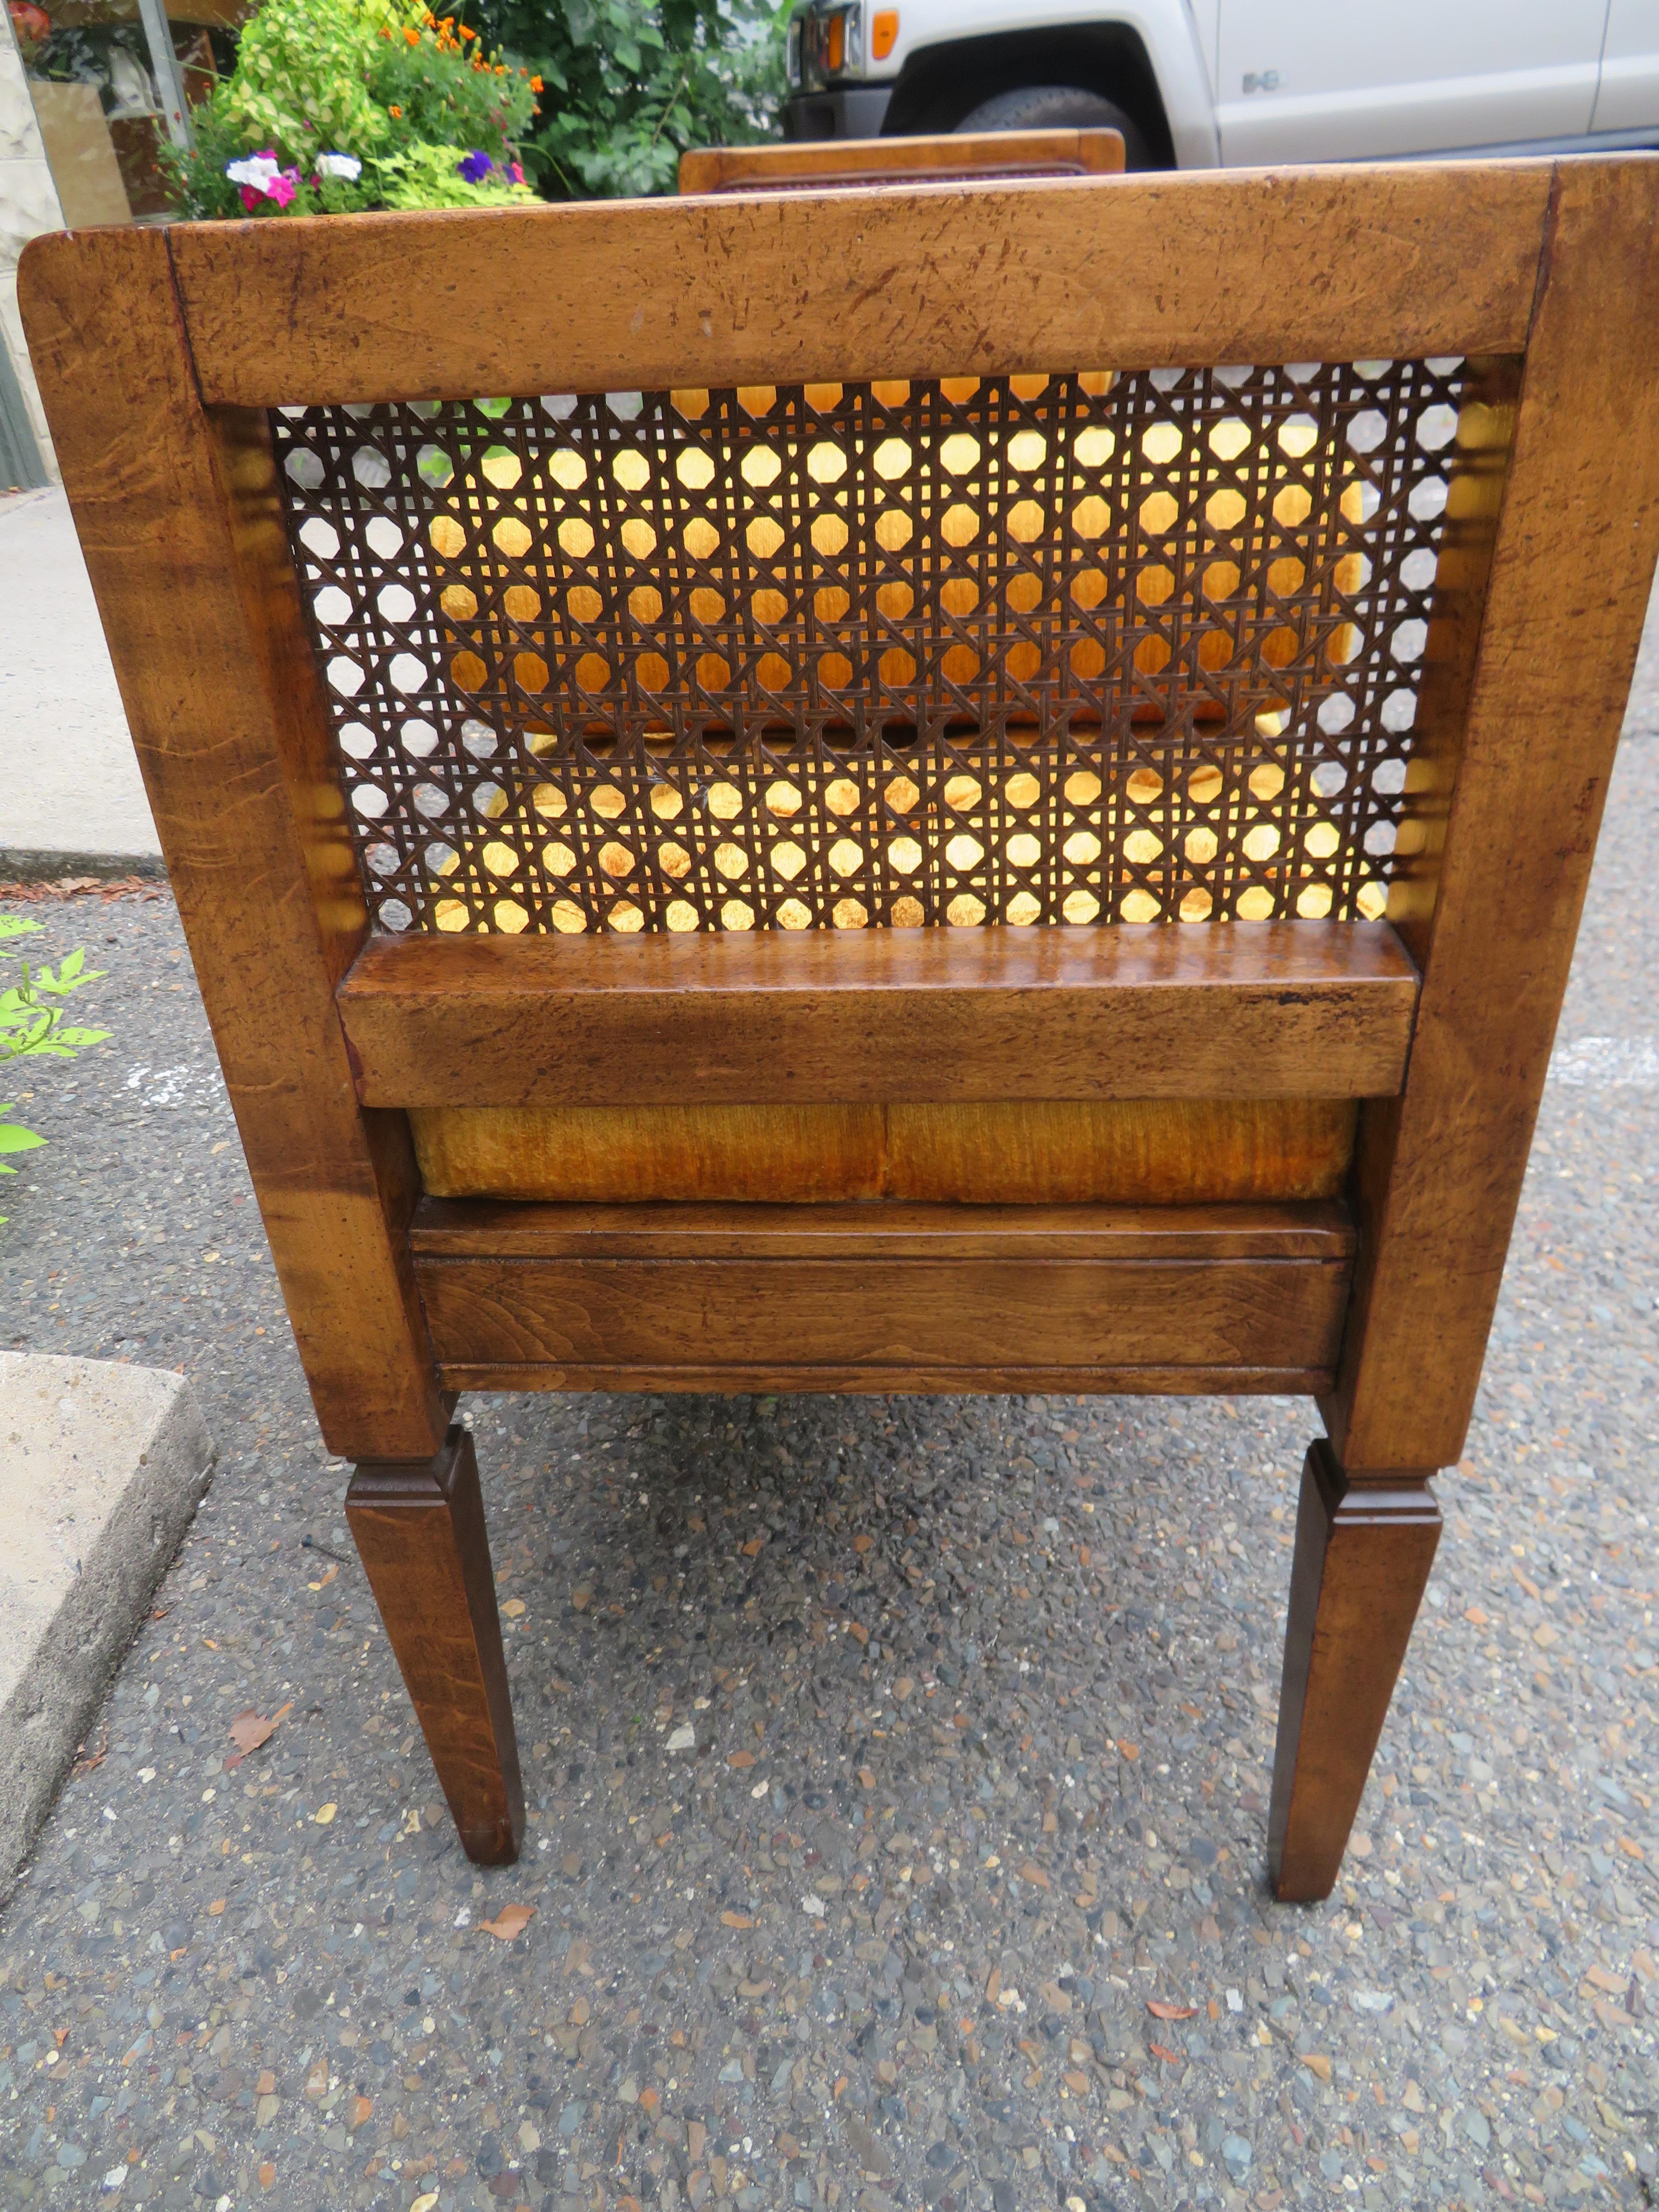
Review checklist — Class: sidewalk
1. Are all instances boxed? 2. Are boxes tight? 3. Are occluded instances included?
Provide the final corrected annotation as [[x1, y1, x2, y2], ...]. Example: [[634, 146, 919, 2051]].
[[0, 486, 159, 869]]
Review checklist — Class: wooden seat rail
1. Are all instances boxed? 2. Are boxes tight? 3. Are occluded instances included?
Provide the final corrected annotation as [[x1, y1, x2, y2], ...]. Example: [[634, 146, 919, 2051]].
[[338, 920, 1419, 1106]]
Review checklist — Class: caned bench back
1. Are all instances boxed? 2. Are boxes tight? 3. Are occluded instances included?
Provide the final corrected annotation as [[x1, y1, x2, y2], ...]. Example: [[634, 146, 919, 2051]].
[[20, 161, 1659, 1468], [275, 358, 1464, 943]]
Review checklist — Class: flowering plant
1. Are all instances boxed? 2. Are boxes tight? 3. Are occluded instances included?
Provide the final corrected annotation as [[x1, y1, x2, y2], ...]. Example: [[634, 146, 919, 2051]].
[[160, 0, 539, 218]]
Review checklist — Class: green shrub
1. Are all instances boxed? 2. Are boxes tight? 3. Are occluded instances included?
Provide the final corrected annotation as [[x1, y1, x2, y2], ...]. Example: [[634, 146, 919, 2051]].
[[466, 0, 790, 199], [0, 916, 109, 1230], [161, 0, 541, 218]]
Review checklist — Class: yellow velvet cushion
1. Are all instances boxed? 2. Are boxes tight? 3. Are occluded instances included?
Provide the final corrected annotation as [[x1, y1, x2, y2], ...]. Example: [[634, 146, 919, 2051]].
[[410, 1099, 1356, 1205]]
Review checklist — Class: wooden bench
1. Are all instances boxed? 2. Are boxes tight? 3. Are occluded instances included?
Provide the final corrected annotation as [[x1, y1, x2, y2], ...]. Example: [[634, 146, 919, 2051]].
[[678, 125, 1125, 194], [22, 156, 1659, 1899]]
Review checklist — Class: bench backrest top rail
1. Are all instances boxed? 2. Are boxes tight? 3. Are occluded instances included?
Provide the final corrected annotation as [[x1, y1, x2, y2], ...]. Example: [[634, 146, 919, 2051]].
[[142, 162, 1559, 408]]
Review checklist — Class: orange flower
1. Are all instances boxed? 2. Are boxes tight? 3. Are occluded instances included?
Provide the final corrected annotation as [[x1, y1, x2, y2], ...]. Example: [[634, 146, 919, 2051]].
[[458, 22, 474, 35], [402, 24, 419, 42], [529, 72, 543, 88], [388, 102, 403, 115]]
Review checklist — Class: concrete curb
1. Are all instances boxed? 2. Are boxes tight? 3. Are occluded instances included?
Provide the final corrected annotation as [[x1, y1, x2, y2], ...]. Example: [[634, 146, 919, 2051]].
[[0, 1352, 215, 1898], [0, 850, 167, 885]]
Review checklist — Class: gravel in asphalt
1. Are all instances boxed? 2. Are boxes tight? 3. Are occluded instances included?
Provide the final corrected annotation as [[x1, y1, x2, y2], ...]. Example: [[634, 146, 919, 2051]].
[[0, 614, 1656, 2211]]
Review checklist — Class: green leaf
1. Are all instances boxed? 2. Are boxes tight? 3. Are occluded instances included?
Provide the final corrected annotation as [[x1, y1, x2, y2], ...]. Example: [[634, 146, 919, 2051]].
[[0, 916, 41, 942], [32, 959, 106, 998], [0, 1123, 45, 1156]]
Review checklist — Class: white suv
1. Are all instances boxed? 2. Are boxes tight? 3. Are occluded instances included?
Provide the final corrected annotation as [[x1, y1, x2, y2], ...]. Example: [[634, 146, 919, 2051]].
[[783, 0, 1659, 167]]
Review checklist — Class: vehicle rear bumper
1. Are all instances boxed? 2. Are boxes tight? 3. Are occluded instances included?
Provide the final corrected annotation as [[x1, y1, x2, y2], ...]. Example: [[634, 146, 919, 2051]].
[[783, 87, 893, 139]]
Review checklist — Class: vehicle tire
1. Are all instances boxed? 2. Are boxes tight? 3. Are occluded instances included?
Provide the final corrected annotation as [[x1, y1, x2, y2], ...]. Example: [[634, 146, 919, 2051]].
[[954, 85, 1151, 169]]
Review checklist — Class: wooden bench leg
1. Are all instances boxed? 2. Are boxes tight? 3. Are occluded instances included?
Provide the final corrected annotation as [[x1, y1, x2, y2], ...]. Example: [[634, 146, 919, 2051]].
[[1268, 1440, 1441, 1902], [346, 1424, 524, 1865]]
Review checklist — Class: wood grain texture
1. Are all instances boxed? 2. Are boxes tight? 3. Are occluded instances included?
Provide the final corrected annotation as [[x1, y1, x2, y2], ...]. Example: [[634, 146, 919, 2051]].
[[1324, 157, 1659, 1471], [416, 1103, 885, 1203], [677, 127, 1125, 194], [884, 1100, 1353, 1205], [409, 1196, 1356, 1261], [346, 1427, 523, 1865], [435, 1361, 1332, 1395], [165, 163, 1554, 407], [15, 225, 448, 1462], [339, 922, 1419, 1107], [1268, 1443, 1440, 1901], [410, 1098, 1356, 1205], [414, 1253, 1351, 1372]]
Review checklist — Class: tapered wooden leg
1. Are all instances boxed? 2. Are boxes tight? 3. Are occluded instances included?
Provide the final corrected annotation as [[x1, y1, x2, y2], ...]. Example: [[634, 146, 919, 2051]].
[[1269, 1440, 1441, 1902], [347, 1423, 524, 1865]]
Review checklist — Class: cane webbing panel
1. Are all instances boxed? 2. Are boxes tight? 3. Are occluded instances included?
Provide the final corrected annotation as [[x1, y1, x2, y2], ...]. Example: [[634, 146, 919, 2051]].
[[272, 358, 1472, 938]]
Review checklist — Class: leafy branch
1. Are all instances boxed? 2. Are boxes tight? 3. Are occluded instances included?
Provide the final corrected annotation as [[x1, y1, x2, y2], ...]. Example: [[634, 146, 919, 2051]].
[[467, 0, 789, 201], [0, 914, 111, 1224]]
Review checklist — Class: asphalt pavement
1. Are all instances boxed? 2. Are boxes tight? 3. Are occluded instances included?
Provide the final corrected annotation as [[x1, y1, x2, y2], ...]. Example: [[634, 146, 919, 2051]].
[[0, 603, 1655, 2210]]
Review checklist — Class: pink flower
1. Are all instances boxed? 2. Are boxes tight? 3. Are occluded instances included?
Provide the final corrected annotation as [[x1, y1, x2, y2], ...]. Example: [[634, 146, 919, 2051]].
[[239, 183, 263, 212], [267, 169, 300, 207], [509, 160, 523, 183]]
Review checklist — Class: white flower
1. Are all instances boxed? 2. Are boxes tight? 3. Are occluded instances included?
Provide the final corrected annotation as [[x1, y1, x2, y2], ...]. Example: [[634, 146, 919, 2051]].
[[225, 154, 281, 192], [316, 151, 362, 180]]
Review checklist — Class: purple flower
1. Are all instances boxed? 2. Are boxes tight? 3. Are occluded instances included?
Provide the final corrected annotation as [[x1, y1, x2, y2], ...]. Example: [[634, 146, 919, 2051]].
[[457, 149, 494, 183]]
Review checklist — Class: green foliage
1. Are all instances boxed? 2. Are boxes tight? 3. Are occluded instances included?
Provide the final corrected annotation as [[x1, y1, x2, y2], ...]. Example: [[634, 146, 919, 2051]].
[[0, 915, 110, 1227], [0, 1109, 45, 1179], [229, 0, 404, 154], [376, 137, 532, 205], [466, 0, 790, 199], [160, 0, 540, 219], [0, 917, 108, 1065]]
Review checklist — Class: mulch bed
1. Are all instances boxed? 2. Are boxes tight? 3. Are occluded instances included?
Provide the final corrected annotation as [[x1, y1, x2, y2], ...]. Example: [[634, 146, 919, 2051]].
[[0, 875, 166, 903]]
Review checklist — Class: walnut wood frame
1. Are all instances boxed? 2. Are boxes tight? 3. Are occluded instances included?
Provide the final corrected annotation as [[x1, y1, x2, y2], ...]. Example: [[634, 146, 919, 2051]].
[[23, 157, 1659, 1901], [676, 125, 1126, 195]]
